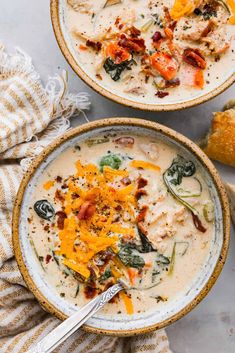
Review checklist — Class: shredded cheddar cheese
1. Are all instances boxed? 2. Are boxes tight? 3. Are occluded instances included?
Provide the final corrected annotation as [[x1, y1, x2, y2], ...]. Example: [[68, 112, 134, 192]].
[[43, 180, 55, 190], [227, 0, 235, 24], [55, 160, 138, 282], [130, 160, 161, 172], [120, 291, 134, 315], [170, 0, 201, 20]]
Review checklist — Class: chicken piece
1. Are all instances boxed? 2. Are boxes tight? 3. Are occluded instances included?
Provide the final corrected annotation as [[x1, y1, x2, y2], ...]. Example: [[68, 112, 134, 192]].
[[67, 0, 92, 13], [201, 26, 231, 55], [179, 18, 217, 42], [124, 75, 147, 95], [139, 142, 159, 161]]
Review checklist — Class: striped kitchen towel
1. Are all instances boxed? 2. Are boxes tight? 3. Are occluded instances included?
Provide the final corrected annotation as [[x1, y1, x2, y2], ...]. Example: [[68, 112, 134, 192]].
[[0, 46, 172, 353]]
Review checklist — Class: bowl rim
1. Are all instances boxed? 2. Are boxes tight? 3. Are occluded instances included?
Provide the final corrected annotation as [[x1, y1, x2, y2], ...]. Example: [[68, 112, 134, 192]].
[[50, 0, 235, 112], [13, 117, 230, 336]]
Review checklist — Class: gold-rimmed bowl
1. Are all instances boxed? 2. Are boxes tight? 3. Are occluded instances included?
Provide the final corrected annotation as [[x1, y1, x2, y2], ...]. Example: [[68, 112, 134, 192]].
[[50, 0, 235, 111], [13, 118, 230, 336]]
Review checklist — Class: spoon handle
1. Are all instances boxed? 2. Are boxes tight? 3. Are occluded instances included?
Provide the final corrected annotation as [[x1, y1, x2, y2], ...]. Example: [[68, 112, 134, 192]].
[[27, 283, 123, 353]]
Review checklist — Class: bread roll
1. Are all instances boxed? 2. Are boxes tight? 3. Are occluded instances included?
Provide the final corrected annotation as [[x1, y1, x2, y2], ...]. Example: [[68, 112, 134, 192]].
[[201, 107, 235, 167]]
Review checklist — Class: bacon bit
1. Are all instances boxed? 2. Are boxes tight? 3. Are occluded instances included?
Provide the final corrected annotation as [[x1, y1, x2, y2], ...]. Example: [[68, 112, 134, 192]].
[[156, 91, 169, 98], [194, 69, 204, 88], [86, 39, 102, 52], [79, 44, 88, 51], [96, 73, 103, 80], [152, 32, 164, 49], [78, 201, 96, 220], [137, 221, 148, 236], [55, 189, 65, 202], [84, 285, 97, 299], [201, 20, 216, 38], [120, 177, 132, 186], [115, 16, 120, 26], [56, 211, 67, 230], [119, 24, 124, 30], [56, 176, 62, 183], [71, 192, 79, 200], [135, 189, 147, 200], [152, 31, 163, 43], [106, 42, 130, 64], [45, 254, 52, 264], [114, 136, 134, 147], [128, 26, 141, 37], [164, 6, 172, 22], [118, 34, 146, 53], [164, 27, 174, 40], [136, 205, 148, 222], [165, 78, 180, 88], [183, 48, 206, 70], [191, 212, 207, 233], [169, 20, 177, 31], [137, 177, 148, 189]]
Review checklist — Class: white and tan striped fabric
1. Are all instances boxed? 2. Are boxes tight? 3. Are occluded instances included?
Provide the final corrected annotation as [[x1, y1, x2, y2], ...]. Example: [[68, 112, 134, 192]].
[[0, 46, 172, 353]]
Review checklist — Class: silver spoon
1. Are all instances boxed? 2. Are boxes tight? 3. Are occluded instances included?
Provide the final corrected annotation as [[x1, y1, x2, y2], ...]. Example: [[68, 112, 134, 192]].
[[26, 281, 124, 353]]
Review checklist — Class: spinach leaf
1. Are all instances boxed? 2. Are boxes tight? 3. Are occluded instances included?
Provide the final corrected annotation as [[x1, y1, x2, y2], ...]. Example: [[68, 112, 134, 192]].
[[103, 57, 134, 81], [163, 155, 197, 214], [99, 153, 122, 172], [164, 155, 196, 186], [152, 253, 170, 283], [155, 253, 170, 265], [137, 227, 157, 253], [34, 200, 55, 221], [118, 245, 145, 269]]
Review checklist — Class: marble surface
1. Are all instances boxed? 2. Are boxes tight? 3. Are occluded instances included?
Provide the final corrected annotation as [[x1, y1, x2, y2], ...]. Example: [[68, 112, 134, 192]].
[[1, 1, 234, 352]]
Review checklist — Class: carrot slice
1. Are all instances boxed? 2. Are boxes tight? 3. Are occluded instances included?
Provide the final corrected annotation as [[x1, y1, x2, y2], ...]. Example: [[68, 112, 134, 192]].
[[120, 291, 134, 315], [150, 52, 178, 80], [106, 42, 130, 64]]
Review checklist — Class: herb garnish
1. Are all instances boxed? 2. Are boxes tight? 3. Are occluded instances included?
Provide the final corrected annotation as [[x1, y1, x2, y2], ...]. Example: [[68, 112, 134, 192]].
[[99, 153, 122, 171]]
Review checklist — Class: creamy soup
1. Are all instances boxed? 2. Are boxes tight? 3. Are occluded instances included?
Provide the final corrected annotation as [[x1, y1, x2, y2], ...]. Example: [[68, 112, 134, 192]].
[[65, 0, 235, 103], [28, 134, 214, 315]]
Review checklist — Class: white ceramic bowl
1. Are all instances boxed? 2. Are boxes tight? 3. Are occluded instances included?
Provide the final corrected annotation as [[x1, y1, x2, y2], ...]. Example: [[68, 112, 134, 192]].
[[50, 0, 235, 111], [13, 118, 230, 336]]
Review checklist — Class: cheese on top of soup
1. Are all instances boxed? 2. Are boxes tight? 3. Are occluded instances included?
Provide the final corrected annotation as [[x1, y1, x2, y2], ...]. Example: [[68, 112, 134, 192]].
[[28, 134, 214, 315]]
